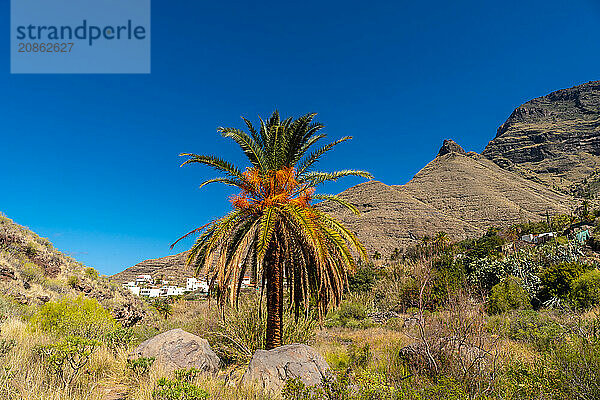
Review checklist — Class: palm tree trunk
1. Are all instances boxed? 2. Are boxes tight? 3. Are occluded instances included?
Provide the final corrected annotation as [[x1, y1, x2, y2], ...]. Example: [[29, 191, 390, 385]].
[[265, 237, 283, 350]]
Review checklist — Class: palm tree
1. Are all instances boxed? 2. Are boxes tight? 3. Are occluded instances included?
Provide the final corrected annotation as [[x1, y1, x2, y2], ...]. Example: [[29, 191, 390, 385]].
[[433, 231, 450, 252], [173, 111, 372, 349], [152, 299, 173, 320]]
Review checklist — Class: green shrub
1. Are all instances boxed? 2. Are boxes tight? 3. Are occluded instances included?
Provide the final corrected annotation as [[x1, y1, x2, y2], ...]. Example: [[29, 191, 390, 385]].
[[38, 335, 100, 387], [20, 262, 44, 285], [67, 275, 79, 288], [24, 242, 38, 259], [152, 376, 209, 400], [494, 360, 560, 400], [486, 276, 531, 315], [349, 265, 379, 293], [539, 262, 585, 301], [84, 267, 99, 280], [571, 270, 600, 309], [551, 337, 600, 399], [174, 368, 202, 383], [31, 296, 119, 339], [325, 300, 372, 329], [0, 295, 24, 320], [487, 310, 564, 351], [104, 327, 134, 354], [152, 299, 173, 320], [127, 357, 155, 376]]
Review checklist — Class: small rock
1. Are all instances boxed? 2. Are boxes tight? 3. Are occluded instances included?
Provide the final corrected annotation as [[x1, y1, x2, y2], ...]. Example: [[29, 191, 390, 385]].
[[242, 343, 330, 393], [129, 328, 220, 374], [112, 301, 144, 327], [37, 295, 50, 304], [0, 267, 16, 281]]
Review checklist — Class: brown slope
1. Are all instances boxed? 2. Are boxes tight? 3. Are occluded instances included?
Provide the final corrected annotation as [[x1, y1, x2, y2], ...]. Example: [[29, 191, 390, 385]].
[[397, 148, 574, 230], [482, 80, 600, 193], [318, 180, 484, 257], [110, 251, 192, 285]]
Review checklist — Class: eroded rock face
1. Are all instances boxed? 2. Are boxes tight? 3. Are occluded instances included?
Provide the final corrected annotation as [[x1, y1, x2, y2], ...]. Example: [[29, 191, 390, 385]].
[[483, 80, 600, 192], [242, 344, 330, 393], [130, 329, 220, 373]]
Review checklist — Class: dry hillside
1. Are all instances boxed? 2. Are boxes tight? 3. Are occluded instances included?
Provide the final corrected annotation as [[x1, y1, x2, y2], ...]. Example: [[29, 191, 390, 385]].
[[322, 141, 573, 258], [0, 213, 145, 326], [111, 251, 193, 285]]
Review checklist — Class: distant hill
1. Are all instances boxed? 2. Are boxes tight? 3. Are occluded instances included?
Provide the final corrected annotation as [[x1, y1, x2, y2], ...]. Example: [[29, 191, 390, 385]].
[[111, 251, 192, 285], [0, 213, 145, 326], [322, 141, 573, 258], [483, 80, 600, 195]]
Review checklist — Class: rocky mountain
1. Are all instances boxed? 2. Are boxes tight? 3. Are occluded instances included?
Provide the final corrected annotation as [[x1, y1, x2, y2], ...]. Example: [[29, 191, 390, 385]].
[[322, 141, 573, 257], [0, 213, 145, 326], [483, 80, 600, 194]]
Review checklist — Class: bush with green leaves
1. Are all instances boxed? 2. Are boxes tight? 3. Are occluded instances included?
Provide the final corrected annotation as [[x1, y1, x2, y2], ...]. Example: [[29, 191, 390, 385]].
[[282, 372, 470, 400], [152, 375, 209, 400], [325, 300, 372, 329], [550, 337, 600, 399], [348, 264, 379, 293], [20, 262, 44, 285], [494, 360, 561, 400], [67, 275, 79, 288], [486, 276, 531, 315], [487, 310, 565, 351], [104, 327, 134, 354], [571, 269, 600, 309], [31, 296, 119, 339], [539, 262, 585, 304], [152, 299, 173, 320], [38, 335, 100, 387], [127, 356, 155, 376], [84, 267, 99, 280]]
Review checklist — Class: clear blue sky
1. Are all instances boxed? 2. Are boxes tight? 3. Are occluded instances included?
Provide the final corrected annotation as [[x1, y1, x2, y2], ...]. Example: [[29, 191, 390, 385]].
[[2, 0, 599, 275]]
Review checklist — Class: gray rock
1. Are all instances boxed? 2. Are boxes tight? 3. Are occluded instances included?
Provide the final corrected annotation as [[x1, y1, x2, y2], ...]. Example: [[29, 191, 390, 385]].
[[437, 139, 466, 157], [242, 343, 330, 393], [130, 328, 220, 373]]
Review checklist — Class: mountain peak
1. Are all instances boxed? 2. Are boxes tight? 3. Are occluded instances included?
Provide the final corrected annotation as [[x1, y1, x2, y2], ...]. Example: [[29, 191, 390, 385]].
[[437, 139, 466, 157]]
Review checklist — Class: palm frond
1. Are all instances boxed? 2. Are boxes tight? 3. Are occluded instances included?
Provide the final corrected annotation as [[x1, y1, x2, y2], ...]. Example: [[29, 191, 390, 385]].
[[179, 154, 244, 180], [313, 194, 359, 215]]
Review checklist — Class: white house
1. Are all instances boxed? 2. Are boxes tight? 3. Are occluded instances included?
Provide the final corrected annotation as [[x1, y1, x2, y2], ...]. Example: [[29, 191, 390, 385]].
[[161, 286, 185, 297], [241, 276, 252, 288], [140, 288, 161, 297], [136, 275, 153, 285], [126, 286, 140, 296], [520, 232, 556, 244], [186, 277, 209, 293]]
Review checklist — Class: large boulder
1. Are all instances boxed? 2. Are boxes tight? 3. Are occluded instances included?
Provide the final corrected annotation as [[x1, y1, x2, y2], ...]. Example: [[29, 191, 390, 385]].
[[242, 344, 330, 393], [129, 328, 220, 373]]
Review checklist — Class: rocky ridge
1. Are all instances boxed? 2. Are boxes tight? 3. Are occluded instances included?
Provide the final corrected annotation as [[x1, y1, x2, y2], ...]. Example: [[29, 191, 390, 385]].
[[483, 80, 600, 193]]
